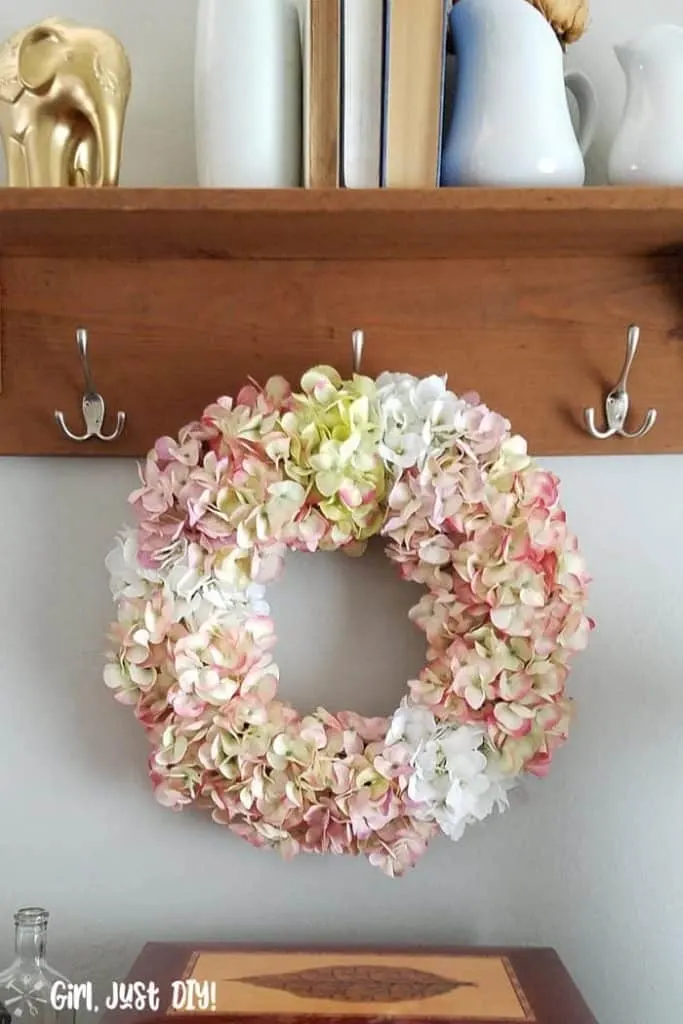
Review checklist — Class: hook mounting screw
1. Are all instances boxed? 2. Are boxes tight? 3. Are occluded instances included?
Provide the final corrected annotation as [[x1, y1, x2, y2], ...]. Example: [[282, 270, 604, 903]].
[[584, 324, 657, 441], [54, 328, 126, 442]]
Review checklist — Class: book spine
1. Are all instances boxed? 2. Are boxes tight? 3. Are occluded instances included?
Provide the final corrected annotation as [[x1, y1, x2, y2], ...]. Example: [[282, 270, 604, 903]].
[[340, 0, 347, 186], [379, 0, 390, 187], [435, 0, 450, 186], [303, 0, 311, 187]]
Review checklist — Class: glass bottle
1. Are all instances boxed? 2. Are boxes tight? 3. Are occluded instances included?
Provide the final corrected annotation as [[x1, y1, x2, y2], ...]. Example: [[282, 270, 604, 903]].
[[0, 908, 75, 1024]]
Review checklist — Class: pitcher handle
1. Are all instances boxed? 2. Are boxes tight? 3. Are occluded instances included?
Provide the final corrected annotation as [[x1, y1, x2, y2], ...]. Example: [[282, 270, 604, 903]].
[[564, 71, 599, 156]]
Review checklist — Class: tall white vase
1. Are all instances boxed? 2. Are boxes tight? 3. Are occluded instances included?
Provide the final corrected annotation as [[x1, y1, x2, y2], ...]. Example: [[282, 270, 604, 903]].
[[195, 0, 302, 187]]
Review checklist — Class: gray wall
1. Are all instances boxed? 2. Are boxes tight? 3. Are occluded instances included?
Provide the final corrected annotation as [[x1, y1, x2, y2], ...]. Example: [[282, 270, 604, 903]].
[[0, 3, 681, 1023]]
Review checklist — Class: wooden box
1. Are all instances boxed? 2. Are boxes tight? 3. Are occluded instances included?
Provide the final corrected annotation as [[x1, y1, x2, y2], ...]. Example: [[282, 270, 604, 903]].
[[102, 945, 597, 1024]]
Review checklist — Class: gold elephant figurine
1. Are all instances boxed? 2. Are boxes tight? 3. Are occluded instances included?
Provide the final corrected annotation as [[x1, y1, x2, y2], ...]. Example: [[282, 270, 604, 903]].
[[0, 18, 131, 186]]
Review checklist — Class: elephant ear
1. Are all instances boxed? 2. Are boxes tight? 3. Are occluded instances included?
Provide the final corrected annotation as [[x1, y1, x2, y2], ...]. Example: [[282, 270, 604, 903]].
[[17, 24, 64, 93]]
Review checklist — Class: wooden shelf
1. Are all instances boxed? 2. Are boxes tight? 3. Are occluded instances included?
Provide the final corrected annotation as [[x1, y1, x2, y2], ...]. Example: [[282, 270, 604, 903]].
[[1, 186, 683, 259], [1, 186, 683, 457]]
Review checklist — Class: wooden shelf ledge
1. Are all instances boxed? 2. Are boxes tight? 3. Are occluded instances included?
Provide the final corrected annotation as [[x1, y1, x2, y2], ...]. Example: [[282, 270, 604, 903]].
[[0, 186, 683, 259], [1, 186, 683, 457]]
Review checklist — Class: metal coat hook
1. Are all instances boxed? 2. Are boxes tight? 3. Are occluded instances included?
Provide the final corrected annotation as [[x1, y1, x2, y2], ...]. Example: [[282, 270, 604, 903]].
[[54, 328, 126, 442], [584, 324, 657, 440], [352, 329, 365, 374]]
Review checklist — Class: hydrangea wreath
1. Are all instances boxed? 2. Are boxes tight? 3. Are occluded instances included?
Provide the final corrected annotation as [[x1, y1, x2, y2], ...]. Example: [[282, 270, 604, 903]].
[[105, 367, 592, 877]]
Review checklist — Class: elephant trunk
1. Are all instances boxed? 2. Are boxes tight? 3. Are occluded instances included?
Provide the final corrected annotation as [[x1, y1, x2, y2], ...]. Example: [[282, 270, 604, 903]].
[[92, 93, 125, 185]]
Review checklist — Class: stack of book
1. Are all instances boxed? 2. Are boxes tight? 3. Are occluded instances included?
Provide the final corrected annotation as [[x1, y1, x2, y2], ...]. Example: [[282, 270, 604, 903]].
[[304, 0, 450, 188]]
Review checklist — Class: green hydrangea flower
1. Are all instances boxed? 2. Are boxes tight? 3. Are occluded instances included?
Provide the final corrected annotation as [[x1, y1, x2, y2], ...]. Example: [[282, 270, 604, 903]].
[[279, 366, 388, 549]]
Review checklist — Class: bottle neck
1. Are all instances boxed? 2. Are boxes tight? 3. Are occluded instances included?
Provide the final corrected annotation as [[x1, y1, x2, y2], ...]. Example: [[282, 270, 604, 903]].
[[14, 923, 47, 965]]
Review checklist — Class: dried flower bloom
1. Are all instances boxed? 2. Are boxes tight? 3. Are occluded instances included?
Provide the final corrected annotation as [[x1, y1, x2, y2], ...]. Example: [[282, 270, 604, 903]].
[[528, 0, 588, 45]]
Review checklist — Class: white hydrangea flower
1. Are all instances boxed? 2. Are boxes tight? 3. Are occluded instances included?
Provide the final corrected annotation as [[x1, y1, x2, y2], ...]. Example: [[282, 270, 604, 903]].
[[106, 526, 270, 629], [376, 372, 474, 471], [385, 701, 436, 748], [387, 702, 515, 841], [106, 528, 163, 601]]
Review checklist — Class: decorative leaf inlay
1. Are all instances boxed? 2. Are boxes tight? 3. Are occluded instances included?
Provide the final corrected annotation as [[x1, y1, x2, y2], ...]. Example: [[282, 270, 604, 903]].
[[238, 965, 477, 1003]]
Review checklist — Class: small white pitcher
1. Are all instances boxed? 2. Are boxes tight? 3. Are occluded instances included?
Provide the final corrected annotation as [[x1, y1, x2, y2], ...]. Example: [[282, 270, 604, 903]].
[[609, 25, 683, 185], [441, 0, 598, 187]]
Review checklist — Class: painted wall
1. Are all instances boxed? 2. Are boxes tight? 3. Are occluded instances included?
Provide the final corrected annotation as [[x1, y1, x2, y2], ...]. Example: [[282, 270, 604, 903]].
[[0, 3, 682, 1023]]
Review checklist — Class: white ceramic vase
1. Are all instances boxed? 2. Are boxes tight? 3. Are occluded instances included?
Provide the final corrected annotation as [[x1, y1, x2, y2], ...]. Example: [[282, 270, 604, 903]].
[[441, 0, 598, 187], [195, 0, 302, 187]]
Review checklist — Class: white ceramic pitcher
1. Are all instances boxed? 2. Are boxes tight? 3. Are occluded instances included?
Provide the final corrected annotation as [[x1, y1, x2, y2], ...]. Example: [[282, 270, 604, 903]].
[[441, 0, 598, 187], [609, 25, 683, 185]]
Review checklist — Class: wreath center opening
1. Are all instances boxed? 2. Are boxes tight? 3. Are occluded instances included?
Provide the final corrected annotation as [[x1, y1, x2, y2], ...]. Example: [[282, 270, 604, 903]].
[[268, 540, 424, 718]]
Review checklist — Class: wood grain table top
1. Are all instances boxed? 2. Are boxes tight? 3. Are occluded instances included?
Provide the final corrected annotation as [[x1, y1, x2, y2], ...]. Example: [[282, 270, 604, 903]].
[[101, 944, 597, 1024]]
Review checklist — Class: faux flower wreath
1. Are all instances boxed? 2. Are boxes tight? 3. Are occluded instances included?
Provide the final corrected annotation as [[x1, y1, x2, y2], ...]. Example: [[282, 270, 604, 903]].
[[105, 366, 592, 877]]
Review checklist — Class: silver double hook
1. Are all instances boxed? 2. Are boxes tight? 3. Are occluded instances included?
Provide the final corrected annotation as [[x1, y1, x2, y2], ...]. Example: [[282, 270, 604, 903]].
[[55, 328, 126, 442], [584, 324, 657, 441]]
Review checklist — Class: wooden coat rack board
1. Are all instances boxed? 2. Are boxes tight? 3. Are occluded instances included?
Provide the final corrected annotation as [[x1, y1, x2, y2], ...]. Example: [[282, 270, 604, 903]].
[[1, 187, 683, 457]]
